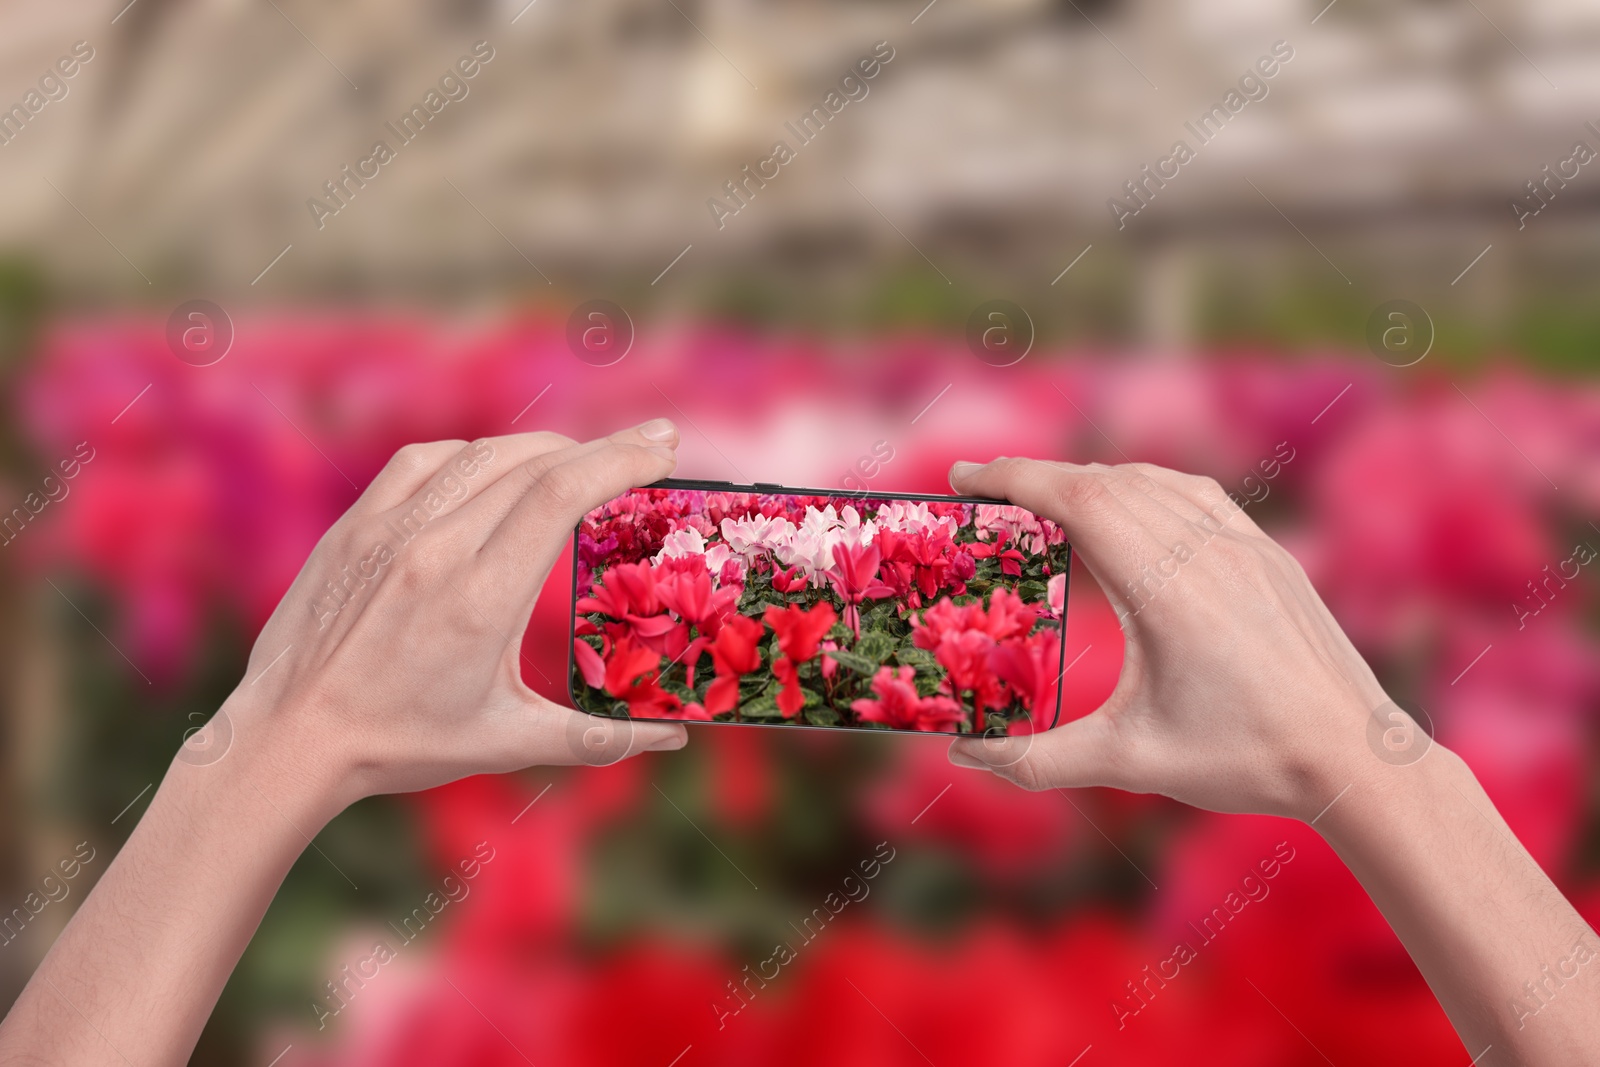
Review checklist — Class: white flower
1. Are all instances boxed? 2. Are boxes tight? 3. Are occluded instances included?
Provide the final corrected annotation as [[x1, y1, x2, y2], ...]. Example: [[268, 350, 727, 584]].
[[719, 513, 796, 559], [875, 501, 957, 538], [654, 526, 708, 561], [776, 505, 877, 584], [655, 525, 747, 583]]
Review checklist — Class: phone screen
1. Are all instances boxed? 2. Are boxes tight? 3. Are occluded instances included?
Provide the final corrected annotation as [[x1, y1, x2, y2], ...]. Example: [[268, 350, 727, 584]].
[[569, 480, 1069, 735]]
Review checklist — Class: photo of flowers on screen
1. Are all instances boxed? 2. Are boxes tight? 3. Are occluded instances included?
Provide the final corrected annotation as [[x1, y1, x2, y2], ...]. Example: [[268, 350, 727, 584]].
[[570, 484, 1070, 734]]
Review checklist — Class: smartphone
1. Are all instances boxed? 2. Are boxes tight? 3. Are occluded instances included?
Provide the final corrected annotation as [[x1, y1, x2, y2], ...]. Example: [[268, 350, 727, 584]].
[[569, 478, 1069, 735]]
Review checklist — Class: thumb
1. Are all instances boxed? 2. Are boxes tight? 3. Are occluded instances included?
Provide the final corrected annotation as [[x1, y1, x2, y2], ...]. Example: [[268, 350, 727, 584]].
[[528, 700, 690, 768], [948, 713, 1115, 791]]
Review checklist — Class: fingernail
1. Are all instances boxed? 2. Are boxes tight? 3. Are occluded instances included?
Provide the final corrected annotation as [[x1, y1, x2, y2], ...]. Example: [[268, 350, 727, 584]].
[[949, 461, 981, 482], [646, 444, 678, 465], [647, 731, 687, 752], [638, 418, 677, 442]]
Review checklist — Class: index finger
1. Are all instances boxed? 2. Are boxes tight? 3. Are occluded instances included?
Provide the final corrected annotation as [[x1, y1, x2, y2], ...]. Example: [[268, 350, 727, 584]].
[[472, 432, 679, 621]]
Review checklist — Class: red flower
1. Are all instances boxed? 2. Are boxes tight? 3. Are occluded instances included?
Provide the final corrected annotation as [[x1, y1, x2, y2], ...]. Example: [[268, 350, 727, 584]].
[[763, 602, 838, 662], [980, 587, 1040, 641], [989, 629, 1062, 726], [763, 603, 838, 717], [577, 560, 662, 618], [655, 557, 739, 636], [659, 701, 713, 722], [704, 614, 764, 716], [876, 526, 963, 607], [912, 590, 1043, 723], [770, 564, 806, 593], [934, 629, 1002, 720], [573, 638, 605, 689], [851, 665, 965, 732], [968, 529, 1025, 576], [577, 561, 687, 658], [601, 635, 683, 718]]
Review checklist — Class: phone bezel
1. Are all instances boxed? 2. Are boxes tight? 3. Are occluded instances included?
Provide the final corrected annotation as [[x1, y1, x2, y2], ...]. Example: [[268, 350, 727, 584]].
[[566, 476, 1071, 736]]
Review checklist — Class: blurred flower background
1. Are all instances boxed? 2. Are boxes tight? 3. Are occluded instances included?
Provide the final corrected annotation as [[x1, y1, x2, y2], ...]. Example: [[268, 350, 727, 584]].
[[1, 0, 1598, 1065]]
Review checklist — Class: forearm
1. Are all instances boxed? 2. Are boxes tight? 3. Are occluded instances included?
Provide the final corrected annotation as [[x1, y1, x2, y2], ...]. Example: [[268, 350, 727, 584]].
[[1314, 745, 1600, 1065], [0, 706, 343, 1067]]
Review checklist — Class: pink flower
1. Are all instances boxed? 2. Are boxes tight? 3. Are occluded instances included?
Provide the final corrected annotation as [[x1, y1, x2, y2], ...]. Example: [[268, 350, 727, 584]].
[[875, 500, 959, 538], [967, 528, 1025, 576], [974, 504, 1055, 554], [851, 666, 965, 732], [824, 541, 892, 638], [1046, 572, 1067, 618]]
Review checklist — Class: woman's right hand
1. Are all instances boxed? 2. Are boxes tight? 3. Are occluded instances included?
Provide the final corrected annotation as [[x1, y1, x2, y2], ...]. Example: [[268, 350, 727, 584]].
[[945, 458, 1397, 821]]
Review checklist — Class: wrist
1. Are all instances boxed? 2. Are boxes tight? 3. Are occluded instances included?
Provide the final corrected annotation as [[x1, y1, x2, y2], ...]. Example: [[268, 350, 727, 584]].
[[175, 689, 358, 830], [1303, 729, 1468, 850], [1282, 694, 1445, 827]]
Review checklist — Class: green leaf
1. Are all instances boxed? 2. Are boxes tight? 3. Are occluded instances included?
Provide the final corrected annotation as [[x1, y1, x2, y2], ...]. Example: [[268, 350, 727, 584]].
[[1018, 580, 1048, 602], [739, 690, 785, 720], [825, 648, 880, 677], [854, 631, 897, 663], [895, 646, 938, 670], [804, 702, 841, 727]]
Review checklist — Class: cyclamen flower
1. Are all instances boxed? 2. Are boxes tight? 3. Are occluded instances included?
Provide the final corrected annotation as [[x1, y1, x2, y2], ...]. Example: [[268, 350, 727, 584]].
[[981, 587, 1041, 641], [576, 561, 662, 619], [851, 665, 965, 732], [911, 590, 1043, 716], [576, 530, 618, 593], [974, 504, 1058, 555], [654, 526, 708, 561], [572, 638, 606, 689], [776, 505, 878, 584], [968, 528, 1025, 576], [654, 527, 746, 583], [763, 603, 838, 717], [719, 512, 796, 560], [704, 615, 764, 716], [599, 635, 686, 718], [913, 588, 1039, 648], [932, 628, 1005, 718], [1046, 572, 1067, 618], [876, 524, 963, 608], [770, 564, 807, 593], [578, 562, 688, 659], [875, 501, 959, 538], [654, 559, 739, 633], [989, 629, 1062, 725], [825, 541, 893, 639]]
